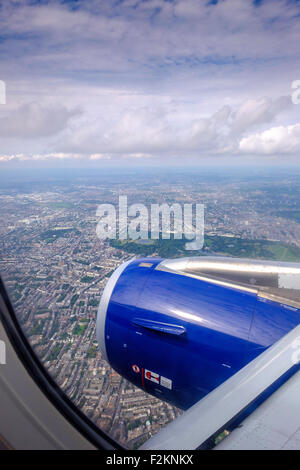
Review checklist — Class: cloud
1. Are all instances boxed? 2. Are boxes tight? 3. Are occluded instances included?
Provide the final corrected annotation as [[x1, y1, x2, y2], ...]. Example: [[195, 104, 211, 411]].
[[239, 124, 300, 155], [0, 1, 299, 163], [1, 0, 300, 80], [56, 95, 291, 158], [0, 152, 153, 162], [0, 91, 293, 161], [90, 153, 111, 160], [0, 102, 81, 138], [0, 153, 84, 162], [230, 96, 291, 135]]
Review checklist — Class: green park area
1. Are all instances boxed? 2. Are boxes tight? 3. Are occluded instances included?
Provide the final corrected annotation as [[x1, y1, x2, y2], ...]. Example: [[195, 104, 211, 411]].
[[110, 234, 300, 262], [41, 228, 80, 243]]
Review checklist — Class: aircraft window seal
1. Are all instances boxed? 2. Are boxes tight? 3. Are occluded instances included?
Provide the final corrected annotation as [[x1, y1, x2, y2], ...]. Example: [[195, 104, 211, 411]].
[[0, 275, 124, 450]]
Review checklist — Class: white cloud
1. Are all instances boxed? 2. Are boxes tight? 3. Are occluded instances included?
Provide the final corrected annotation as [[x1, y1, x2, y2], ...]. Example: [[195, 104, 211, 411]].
[[0, 1, 300, 163], [0, 153, 84, 162], [230, 96, 291, 135], [90, 154, 111, 160], [1, 0, 300, 79], [239, 124, 300, 155], [0, 91, 293, 161], [55, 95, 290, 158], [0, 102, 81, 138]]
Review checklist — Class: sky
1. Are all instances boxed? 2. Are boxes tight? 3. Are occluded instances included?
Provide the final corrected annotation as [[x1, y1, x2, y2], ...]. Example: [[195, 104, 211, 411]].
[[0, 0, 300, 167]]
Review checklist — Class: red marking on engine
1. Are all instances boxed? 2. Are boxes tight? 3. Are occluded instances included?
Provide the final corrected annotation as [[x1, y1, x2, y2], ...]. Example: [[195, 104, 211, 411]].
[[141, 368, 145, 389]]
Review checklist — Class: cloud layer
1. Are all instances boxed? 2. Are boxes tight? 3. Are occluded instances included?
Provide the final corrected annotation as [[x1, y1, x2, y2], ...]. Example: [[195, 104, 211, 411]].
[[240, 124, 300, 155], [0, 102, 80, 138], [0, 0, 300, 163]]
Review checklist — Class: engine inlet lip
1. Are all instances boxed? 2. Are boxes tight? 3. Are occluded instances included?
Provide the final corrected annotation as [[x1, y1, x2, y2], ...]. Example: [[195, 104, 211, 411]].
[[96, 258, 134, 362]]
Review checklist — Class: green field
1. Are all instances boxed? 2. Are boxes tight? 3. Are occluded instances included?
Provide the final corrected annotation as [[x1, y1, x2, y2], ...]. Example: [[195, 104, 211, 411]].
[[44, 201, 74, 210], [110, 235, 300, 262], [80, 275, 94, 283], [41, 228, 80, 243], [277, 210, 300, 224], [73, 323, 88, 336]]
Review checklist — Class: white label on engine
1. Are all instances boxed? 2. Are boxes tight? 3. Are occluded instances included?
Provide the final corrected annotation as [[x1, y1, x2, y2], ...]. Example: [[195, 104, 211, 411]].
[[145, 369, 159, 384], [160, 376, 172, 390]]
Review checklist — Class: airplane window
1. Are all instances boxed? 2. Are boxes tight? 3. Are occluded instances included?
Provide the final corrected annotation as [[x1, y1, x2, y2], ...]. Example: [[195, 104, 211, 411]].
[[0, 170, 187, 448], [1, 0, 300, 450], [2, 167, 300, 447]]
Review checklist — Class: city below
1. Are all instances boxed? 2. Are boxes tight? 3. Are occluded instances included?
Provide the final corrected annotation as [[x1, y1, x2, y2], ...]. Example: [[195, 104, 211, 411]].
[[1, 166, 300, 448]]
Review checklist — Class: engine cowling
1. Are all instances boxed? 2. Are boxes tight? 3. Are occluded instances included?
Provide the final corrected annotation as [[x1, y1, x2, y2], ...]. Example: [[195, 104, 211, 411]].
[[97, 257, 300, 410]]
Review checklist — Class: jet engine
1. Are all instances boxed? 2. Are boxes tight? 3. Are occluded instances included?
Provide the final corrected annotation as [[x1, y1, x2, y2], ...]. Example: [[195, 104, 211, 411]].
[[97, 256, 300, 410]]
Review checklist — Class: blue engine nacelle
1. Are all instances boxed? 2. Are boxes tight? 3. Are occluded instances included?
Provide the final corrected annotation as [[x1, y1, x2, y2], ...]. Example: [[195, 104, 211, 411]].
[[97, 257, 300, 410]]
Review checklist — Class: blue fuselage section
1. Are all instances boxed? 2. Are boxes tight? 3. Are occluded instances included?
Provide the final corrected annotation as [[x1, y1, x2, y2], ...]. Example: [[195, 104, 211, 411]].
[[103, 258, 300, 410]]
